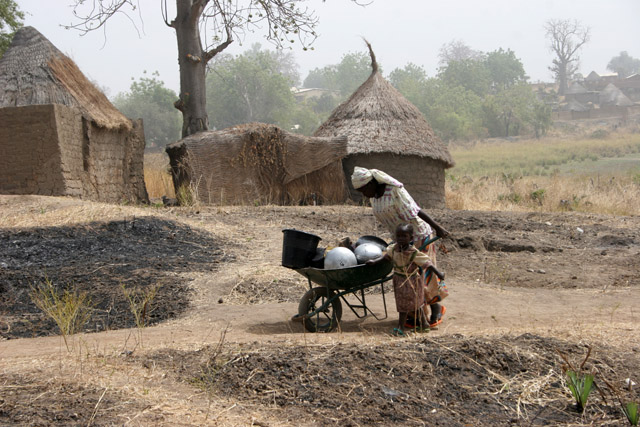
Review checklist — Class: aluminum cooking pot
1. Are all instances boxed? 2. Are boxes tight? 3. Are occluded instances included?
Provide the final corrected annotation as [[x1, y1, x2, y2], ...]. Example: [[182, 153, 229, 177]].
[[354, 243, 383, 264], [324, 247, 358, 270], [355, 235, 388, 251]]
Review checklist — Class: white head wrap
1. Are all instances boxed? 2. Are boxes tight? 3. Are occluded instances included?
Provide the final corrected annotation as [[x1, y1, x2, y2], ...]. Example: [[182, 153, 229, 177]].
[[351, 167, 403, 189]]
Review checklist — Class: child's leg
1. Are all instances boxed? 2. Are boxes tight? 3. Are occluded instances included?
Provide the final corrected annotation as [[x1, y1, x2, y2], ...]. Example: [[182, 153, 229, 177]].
[[429, 303, 441, 324], [398, 312, 408, 331], [419, 306, 428, 328]]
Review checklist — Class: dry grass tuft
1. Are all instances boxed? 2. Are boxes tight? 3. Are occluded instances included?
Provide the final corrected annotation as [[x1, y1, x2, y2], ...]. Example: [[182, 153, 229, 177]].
[[144, 151, 175, 199]]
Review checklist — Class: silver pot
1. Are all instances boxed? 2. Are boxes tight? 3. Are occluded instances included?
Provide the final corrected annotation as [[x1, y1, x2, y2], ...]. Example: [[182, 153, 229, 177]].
[[324, 247, 358, 269], [354, 243, 383, 264]]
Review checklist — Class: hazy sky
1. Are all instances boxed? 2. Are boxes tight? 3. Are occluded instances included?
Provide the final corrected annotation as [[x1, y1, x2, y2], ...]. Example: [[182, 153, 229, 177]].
[[15, 0, 640, 97]]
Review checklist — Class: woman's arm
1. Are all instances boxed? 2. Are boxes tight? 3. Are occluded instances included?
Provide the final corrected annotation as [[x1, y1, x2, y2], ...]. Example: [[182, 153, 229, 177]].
[[418, 209, 449, 238]]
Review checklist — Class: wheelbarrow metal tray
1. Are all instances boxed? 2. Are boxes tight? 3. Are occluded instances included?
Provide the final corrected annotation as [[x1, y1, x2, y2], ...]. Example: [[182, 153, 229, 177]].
[[295, 260, 392, 290]]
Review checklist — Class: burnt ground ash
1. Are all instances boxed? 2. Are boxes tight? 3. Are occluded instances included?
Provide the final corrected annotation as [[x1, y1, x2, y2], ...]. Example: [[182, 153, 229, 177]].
[[0, 216, 230, 339], [142, 333, 640, 426], [0, 372, 155, 426]]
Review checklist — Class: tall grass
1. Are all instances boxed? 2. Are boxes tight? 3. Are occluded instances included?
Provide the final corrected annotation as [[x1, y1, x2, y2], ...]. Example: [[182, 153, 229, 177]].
[[447, 131, 640, 215], [144, 151, 175, 199]]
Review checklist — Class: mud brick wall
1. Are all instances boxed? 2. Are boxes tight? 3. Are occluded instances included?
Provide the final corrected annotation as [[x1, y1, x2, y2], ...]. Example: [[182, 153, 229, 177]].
[[84, 123, 147, 203], [0, 104, 67, 195], [0, 104, 148, 203], [343, 153, 446, 209]]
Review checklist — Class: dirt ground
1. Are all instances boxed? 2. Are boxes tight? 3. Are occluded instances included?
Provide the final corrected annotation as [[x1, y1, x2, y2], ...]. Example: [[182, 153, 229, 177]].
[[1, 195, 639, 426]]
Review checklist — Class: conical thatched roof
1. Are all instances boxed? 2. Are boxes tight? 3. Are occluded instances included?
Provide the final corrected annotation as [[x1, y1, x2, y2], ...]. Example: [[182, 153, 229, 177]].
[[599, 83, 633, 106], [561, 98, 589, 112], [0, 26, 130, 130], [314, 43, 454, 168], [565, 81, 588, 94]]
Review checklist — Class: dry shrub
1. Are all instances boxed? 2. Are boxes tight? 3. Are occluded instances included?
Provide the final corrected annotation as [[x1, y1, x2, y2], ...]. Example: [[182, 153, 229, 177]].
[[144, 151, 175, 199]]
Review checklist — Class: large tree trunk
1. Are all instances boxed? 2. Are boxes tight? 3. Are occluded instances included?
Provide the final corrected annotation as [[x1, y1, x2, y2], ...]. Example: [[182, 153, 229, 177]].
[[558, 62, 568, 96], [173, 0, 209, 138]]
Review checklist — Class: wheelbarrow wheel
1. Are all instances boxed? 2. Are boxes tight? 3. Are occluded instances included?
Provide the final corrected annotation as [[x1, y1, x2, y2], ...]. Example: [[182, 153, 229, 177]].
[[298, 287, 342, 333]]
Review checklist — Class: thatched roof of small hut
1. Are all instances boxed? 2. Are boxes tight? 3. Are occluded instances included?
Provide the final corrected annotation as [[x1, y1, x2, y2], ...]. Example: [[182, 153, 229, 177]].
[[166, 123, 348, 205], [565, 81, 588, 94], [0, 26, 130, 130], [599, 83, 633, 106], [314, 42, 454, 168], [560, 98, 589, 112]]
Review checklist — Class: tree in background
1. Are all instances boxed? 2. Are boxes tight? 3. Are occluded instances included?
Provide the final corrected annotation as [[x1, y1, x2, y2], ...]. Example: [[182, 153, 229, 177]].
[[482, 83, 537, 137], [205, 45, 297, 130], [0, 0, 23, 57], [485, 48, 527, 92], [544, 19, 590, 95], [302, 51, 374, 98], [390, 47, 548, 140], [113, 71, 181, 147], [438, 39, 483, 67], [66, 0, 365, 138], [438, 58, 490, 97], [607, 51, 640, 79]]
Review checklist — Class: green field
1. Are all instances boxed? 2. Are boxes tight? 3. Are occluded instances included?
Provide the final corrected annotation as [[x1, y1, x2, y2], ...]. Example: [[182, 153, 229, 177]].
[[448, 133, 640, 178]]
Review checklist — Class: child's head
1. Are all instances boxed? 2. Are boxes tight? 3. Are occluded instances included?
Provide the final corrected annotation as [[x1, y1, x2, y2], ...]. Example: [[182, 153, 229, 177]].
[[395, 223, 413, 247]]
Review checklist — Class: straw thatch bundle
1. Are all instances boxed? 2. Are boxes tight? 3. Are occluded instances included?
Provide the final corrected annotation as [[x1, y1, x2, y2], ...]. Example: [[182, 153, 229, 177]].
[[314, 42, 454, 208], [0, 26, 131, 130], [166, 123, 348, 205]]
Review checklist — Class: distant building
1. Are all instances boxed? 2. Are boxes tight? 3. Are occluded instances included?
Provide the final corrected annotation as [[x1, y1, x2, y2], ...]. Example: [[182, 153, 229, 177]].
[[291, 87, 340, 102]]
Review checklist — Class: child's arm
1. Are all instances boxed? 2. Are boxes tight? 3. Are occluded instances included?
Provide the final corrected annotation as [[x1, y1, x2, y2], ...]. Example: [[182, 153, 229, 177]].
[[365, 253, 391, 266]]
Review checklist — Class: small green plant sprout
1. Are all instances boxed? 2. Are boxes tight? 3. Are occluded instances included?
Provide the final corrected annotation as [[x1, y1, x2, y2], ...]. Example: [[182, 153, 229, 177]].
[[557, 346, 595, 413], [600, 374, 639, 426], [122, 284, 158, 345], [623, 402, 639, 426], [30, 277, 93, 350]]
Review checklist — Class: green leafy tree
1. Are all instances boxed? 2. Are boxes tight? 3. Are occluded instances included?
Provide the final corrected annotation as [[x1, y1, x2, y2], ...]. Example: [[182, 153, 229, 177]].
[[607, 51, 640, 78], [423, 80, 485, 141], [438, 58, 490, 97], [483, 83, 538, 137], [303, 51, 374, 98], [0, 0, 23, 57], [485, 48, 527, 92], [389, 63, 429, 110], [530, 102, 552, 139], [205, 45, 297, 130], [545, 19, 590, 95], [113, 71, 181, 147]]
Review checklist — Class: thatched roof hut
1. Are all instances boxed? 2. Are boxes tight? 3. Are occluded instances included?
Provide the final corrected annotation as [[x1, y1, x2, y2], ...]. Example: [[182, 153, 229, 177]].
[[0, 27, 147, 203], [166, 123, 348, 205], [599, 83, 633, 106], [313, 42, 454, 208]]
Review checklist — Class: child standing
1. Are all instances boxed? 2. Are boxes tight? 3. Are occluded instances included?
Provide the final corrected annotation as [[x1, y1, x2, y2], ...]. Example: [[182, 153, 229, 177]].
[[367, 223, 442, 336]]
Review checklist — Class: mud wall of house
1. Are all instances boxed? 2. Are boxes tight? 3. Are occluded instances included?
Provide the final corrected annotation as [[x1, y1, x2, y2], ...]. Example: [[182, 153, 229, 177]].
[[0, 105, 67, 195], [343, 153, 446, 209], [0, 104, 147, 202], [84, 121, 148, 203], [53, 104, 86, 197]]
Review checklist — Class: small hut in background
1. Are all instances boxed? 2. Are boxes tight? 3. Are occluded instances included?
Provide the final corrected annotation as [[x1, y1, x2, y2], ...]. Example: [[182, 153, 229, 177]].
[[314, 43, 454, 209], [166, 123, 347, 205], [0, 26, 148, 203]]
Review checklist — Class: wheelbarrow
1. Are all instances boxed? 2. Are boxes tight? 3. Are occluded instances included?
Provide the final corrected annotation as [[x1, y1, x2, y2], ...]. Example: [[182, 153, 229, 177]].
[[288, 235, 442, 333]]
